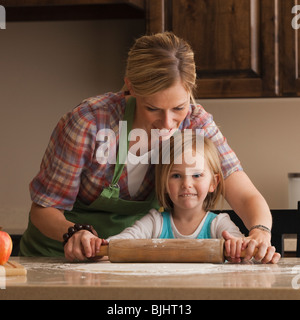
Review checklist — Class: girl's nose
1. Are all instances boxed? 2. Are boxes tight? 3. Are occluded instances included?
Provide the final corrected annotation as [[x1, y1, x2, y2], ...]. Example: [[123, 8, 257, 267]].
[[182, 176, 192, 189]]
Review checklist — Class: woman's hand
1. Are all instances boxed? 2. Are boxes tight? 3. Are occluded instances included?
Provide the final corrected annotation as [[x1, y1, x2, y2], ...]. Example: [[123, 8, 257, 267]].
[[64, 230, 107, 262], [242, 229, 281, 264], [222, 231, 281, 264]]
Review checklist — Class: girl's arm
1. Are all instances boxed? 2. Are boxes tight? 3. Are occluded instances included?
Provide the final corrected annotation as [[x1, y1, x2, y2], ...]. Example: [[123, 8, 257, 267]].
[[107, 209, 162, 240], [211, 213, 244, 239]]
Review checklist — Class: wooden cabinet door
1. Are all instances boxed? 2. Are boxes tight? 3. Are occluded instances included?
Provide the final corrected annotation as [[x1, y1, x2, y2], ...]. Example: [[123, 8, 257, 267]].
[[147, 0, 278, 98], [280, 0, 300, 96]]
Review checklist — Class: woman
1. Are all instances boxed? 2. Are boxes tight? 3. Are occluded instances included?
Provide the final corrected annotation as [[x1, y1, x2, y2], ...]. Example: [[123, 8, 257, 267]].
[[20, 32, 276, 263]]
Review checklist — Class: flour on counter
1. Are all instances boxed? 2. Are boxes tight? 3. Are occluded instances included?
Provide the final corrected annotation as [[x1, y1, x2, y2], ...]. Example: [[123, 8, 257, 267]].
[[20, 258, 287, 276], [73, 262, 219, 275], [70, 261, 275, 275]]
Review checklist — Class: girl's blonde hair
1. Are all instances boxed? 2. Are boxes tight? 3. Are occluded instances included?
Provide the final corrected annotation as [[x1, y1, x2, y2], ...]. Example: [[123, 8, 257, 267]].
[[124, 32, 197, 99], [155, 132, 225, 212]]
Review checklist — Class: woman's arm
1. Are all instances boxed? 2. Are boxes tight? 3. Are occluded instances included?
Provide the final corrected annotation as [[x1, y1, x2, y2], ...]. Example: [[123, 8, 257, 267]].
[[224, 171, 276, 261], [225, 171, 272, 230], [30, 202, 73, 241], [30, 202, 101, 261]]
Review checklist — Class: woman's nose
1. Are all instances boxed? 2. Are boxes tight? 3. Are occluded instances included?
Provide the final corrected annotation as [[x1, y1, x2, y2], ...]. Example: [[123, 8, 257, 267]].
[[161, 111, 173, 130]]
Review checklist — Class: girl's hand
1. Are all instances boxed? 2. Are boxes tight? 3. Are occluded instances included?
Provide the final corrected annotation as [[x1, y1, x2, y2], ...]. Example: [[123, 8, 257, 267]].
[[89, 238, 109, 261], [222, 231, 244, 263], [222, 231, 281, 264], [64, 230, 107, 262]]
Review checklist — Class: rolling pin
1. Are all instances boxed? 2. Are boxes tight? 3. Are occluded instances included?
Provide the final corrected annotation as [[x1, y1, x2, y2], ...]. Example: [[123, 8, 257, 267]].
[[96, 239, 258, 263]]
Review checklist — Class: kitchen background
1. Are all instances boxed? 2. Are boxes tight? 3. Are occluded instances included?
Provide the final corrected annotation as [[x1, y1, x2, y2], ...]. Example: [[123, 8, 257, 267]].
[[1, 19, 300, 233]]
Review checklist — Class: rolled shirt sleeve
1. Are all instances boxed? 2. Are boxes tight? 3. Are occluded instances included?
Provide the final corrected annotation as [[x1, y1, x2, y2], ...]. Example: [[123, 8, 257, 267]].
[[29, 106, 97, 211]]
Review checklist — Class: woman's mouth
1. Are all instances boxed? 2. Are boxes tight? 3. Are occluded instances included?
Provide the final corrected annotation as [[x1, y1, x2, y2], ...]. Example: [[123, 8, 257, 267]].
[[152, 127, 177, 137]]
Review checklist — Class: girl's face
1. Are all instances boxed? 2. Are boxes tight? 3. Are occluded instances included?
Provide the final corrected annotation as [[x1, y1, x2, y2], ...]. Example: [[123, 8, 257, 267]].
[[129, 81, 191, 140], [167, 154, 218, 213]]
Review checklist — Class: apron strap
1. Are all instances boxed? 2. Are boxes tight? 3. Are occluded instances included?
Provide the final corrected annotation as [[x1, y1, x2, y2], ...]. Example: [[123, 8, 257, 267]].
[[110, 96, 136, 187]]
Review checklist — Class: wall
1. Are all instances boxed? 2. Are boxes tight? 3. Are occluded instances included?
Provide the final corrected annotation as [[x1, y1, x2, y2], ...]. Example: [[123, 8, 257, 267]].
[[202, 98, 300, 210], [1, 20, 299, 233], [0, 20, 145, 232]]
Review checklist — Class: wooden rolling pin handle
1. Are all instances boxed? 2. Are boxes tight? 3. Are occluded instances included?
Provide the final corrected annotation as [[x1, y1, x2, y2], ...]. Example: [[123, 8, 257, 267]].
[[98, 244, 109, 256], [227, 248, 259, 259]]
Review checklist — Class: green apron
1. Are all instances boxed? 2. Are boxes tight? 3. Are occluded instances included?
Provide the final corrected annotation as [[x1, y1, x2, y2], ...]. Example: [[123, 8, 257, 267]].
[[20, 97, 159, 257]]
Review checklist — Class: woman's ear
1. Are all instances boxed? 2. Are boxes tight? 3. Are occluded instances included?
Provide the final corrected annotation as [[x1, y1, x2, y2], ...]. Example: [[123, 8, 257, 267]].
[[209, 174, 220, 193], [124, 77, 136, 97]]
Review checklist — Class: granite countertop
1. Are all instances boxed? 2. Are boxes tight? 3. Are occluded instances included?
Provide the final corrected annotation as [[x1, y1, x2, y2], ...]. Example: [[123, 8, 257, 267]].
[[1, 257, 300, 300]]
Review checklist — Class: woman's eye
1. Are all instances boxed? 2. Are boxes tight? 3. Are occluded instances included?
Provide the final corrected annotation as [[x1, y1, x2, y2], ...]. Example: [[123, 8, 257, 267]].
[[146, 106, 185, 112], [146, 107, 157, 112], [174, 107, 184, 111]]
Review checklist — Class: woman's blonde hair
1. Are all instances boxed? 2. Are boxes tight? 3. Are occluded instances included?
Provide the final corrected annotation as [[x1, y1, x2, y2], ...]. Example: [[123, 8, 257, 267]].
[[124, 32, 197, 99], [155, 132, 225, 212]]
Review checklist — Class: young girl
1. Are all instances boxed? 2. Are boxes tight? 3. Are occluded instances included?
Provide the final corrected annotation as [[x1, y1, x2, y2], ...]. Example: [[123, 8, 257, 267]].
[[105, 131, 249, 263]]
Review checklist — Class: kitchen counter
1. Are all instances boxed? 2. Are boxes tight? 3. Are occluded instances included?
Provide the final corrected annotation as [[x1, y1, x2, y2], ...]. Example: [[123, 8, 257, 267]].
[[1, 257, 300, 300]]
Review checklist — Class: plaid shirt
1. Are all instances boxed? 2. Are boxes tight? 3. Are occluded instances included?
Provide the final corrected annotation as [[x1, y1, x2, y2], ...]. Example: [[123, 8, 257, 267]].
[[30, 91, 243, 210]]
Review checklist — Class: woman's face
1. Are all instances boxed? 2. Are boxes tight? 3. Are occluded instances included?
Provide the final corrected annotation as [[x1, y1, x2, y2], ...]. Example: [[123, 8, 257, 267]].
[[130, 81, 191, 140]]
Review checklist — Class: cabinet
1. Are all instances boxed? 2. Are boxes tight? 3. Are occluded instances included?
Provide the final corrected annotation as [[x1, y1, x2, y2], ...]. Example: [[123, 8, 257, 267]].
[[280, 0, 300, 96], [146, 0, 300, 98], [3, 0, 145, 21], [4, 0, 300, 98]]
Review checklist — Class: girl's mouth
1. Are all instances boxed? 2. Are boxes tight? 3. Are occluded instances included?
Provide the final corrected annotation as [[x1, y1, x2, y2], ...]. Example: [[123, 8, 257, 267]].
[[179, 193, 197, 197]]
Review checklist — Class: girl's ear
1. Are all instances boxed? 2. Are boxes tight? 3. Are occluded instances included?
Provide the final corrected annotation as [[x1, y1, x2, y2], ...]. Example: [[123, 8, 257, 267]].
[[124, 77, 136, 97], [209, 174, 220, 193]]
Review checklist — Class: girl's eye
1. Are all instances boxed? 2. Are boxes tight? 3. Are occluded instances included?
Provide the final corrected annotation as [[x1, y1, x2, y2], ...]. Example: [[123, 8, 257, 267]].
[[193, 173, 203, 178], [171, 174, 181, 179]]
